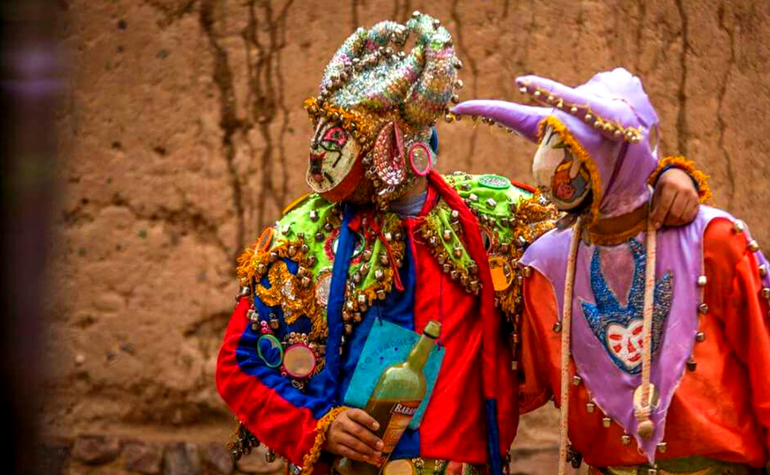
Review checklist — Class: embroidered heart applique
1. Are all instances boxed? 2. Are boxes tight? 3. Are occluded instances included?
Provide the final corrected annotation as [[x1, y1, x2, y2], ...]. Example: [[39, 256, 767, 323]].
[[581, 238, 673, 375], [605, 320, 644, 371]]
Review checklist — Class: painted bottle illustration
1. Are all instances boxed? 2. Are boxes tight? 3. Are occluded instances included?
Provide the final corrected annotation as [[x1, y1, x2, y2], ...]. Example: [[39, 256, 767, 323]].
[[334, 320, 441, 475]]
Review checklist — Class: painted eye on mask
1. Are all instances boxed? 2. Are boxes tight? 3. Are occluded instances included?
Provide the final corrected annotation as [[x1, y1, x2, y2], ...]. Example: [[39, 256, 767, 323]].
[[320, 126, 348, 151]]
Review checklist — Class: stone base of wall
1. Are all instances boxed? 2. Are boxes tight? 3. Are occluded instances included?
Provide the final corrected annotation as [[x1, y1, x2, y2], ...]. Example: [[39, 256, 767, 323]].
[[37, 435, 284, 475], [37, 435, 563, 475]]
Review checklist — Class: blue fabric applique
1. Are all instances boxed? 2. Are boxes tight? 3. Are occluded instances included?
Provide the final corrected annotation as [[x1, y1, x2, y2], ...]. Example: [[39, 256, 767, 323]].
[[580, 238, 673, 375]]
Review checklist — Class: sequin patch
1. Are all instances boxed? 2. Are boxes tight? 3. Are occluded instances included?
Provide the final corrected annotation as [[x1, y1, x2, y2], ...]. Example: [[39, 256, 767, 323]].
[[478, 174, 511, 190], [580, 238, 673, 374], [315, 272, 332, 307], [283, 343, 317, 379]]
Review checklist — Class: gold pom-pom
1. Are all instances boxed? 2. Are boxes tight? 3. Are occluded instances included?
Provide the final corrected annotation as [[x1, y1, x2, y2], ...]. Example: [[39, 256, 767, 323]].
[[637, 419, 655, 439]]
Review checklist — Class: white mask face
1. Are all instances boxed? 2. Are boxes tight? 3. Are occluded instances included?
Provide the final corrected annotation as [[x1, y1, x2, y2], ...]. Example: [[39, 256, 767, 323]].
[[306, 118, 363, 197], [533, 126, 592, 211]]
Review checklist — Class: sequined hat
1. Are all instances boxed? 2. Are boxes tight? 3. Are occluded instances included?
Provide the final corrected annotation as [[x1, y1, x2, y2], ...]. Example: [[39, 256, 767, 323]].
[[305, 12, 462, 141], [303, 13, 464, 206]]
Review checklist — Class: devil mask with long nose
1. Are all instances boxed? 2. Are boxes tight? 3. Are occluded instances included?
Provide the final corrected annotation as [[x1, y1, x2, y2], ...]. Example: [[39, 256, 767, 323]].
[[302, 13, 463, 209]]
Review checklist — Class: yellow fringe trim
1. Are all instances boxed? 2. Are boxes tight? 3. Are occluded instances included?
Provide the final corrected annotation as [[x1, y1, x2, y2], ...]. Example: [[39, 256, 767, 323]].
[[237, 244, 259, 283], [301, 406, 350, 475], [647, 155, 712, 204], [303, 97, 378, 143], [254, 260, 327, 341], [237, 237, 328, 341], [237, 239, 298, 287], [538, 116, 604, 226], [303, 97, 422, 145], [497, 191, 559, 318]]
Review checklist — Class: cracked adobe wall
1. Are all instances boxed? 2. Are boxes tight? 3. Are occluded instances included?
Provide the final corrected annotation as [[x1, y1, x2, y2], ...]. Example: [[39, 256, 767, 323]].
[[49, 0, 770, 456]]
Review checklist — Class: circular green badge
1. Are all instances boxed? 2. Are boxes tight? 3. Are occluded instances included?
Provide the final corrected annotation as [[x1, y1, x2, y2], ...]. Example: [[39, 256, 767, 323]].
[[478, 174, 511, 190], [257, 334, 284, 368]]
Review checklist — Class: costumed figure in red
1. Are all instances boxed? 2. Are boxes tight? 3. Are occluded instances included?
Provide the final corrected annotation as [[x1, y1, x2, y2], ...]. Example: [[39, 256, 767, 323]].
[[216, 12, 548, 475]]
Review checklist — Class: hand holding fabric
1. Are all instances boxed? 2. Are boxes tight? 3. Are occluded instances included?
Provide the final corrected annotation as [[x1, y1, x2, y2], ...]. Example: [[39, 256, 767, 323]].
[[650, 167, 700, 229]]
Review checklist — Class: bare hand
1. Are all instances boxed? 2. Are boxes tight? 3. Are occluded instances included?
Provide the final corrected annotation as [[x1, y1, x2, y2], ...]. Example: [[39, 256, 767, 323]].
[[650, 168, 699, 229], [323, 409, 383, 463]]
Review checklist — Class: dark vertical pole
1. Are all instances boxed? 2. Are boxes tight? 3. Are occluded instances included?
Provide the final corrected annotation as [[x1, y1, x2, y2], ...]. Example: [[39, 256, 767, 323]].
[[0, 0, 61, 473]]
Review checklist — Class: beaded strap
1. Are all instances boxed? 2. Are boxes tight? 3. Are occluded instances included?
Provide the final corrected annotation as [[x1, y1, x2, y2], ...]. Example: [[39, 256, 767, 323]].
[[635, 219, 657, 438], [558, 217, 583, 475]]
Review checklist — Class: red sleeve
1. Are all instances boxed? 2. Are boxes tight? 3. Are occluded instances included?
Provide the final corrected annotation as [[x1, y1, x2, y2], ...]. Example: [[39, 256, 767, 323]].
[[704, 218, 770, 453], [519, 270, 558, 414], [216, 298, 346, 474]]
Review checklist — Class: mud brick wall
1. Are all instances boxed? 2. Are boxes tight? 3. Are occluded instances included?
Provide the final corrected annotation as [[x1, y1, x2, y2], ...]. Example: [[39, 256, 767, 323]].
[[47, 1, 770, 474]]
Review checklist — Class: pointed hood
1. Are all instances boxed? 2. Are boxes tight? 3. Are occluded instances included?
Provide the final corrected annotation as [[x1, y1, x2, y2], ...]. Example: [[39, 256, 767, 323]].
[[452, 68, 661, 223]]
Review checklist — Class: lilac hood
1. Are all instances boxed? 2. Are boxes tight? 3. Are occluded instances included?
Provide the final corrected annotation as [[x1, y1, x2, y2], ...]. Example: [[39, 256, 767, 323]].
[[452, 68, 660, 222]]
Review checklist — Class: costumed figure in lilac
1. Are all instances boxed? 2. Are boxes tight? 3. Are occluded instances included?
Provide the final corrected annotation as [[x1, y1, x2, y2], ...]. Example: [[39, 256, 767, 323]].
[[451, 68, 770, 474]]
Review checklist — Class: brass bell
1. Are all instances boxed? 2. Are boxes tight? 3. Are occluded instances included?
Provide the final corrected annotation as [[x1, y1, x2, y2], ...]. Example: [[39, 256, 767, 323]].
[[686, 357, 697, 372]]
